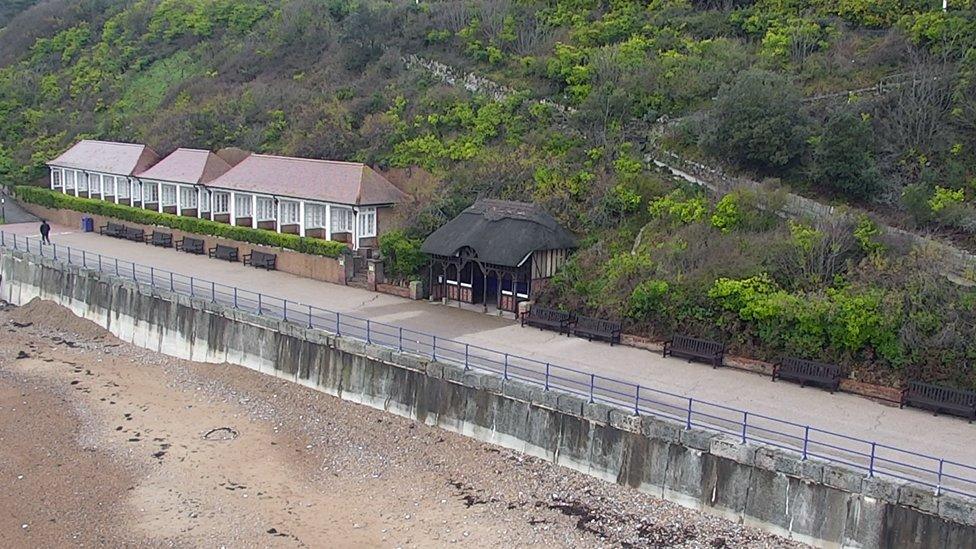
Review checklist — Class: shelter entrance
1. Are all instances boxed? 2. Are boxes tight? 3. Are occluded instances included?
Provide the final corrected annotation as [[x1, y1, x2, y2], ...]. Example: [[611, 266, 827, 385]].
[[428, 254, 530, 314]]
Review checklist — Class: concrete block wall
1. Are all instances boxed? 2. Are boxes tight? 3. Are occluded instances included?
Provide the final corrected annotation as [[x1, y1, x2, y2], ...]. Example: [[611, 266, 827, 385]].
[[2, 248, 975, 548]]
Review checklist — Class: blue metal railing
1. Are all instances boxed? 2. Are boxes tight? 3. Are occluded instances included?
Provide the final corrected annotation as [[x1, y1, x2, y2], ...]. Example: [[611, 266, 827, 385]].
[[2, 229, 975, 499]]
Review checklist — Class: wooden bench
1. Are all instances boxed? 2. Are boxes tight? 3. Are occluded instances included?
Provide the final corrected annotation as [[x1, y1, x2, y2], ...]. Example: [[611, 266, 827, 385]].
[[901, 381, 976, 422], [208, 244, 239, 262], [521, 305, 574, 335], [663, 334, 725, 368], [176, 236, 205, 255], [243, 250, 277, 270], [99, 222, 126, 238], [147, 231, 173, 248], [573, 315, 622, 346], [773, 357, 841, 393], [123, 227, 145, 242]]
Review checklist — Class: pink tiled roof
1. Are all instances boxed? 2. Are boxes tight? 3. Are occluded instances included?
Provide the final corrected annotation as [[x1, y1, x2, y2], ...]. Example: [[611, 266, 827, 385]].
[[48, 140, 160, 176], [136, 148, 233, 184], [206, 154, 410, 206]]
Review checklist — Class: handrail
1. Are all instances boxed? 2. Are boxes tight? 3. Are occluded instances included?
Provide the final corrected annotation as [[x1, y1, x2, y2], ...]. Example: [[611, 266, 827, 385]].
[[1, 229, 974, 499]]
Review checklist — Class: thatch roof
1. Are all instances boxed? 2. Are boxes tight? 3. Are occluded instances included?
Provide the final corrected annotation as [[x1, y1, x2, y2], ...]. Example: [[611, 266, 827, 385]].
[[422, 199, 577, 267]]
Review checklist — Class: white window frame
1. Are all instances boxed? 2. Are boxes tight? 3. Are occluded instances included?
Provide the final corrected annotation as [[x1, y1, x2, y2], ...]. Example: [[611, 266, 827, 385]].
[[179, 186, 198, 209], [199, 188, 210, 212], [213, 192, 230, 214], [117, 177, 130, 199], [331, 207, 353, 233], [160, 184, 177, 206], [63, 170, 76, 190], [280, 200, 300, 225], [305, 203, 327, 228], [143, 182, 159, 203], [234, 193, 253, 218], [357, 207, 376, 238], [255, 196, 275, 221], [103, 175, 116, 197], [77, 171, 89, 192], [51, 168, 63, 189]]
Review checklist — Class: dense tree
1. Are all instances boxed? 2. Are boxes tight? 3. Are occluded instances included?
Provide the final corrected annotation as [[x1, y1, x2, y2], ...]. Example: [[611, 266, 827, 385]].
[[700, 69, 808, 172], [809, 110, 880, 201]]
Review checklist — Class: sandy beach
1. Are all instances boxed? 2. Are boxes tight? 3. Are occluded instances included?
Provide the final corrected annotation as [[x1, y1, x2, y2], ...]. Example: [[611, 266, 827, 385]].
[[0, 299, 801, 547]]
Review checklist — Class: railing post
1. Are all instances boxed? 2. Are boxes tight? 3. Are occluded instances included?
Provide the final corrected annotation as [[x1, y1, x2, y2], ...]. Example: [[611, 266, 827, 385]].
[[170, 272, 175, 292], [634, 384, 640, 415], [307, 305, 313, 328], [432, 335, 437, 361], [190, 277, 194, 298], [52, 243, 57, 260], [869, 442, 877, 477], [82, 250, 86, 268], [283, 299, 288, 321], [802, 426, 810, 460], [365, 319, 370, 343], [741, 411, 748, 443], [589, 373, 595, 403], [149, 267, 155, 287], [132, 262, 136, 281], [503, 353, 508, 380], [257, 293, 262, 315], [233, 287, 238, 309], [114, 258, 118, 276], [211, 281, 216, 303], [464, 344, 469, 370], [685, 398, 693, 430], [398, 327, 403, 352], [335, 313, 340, 336], [937, 459, 945, 496], [544, 363, 550, 390], [11, 234, 16, 250], [67, 246, 72, 264]]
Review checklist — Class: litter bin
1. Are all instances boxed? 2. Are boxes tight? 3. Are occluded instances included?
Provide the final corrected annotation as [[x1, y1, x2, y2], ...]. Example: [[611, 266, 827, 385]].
[[81, 216, 94, 232]]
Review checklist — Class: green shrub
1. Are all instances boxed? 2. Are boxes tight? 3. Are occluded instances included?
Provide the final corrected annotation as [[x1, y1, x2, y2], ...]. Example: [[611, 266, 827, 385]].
[[378, 229, 426, 281], [15, 186, 347, 258], [627, 279, 669, 320], [853, 215, 885, 256], [710, 193, 742, 233], [648, 190, 706, 224], [929, 186, 965, 213]]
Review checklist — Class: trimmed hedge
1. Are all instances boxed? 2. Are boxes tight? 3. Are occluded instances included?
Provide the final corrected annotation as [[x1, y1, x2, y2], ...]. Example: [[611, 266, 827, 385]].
[[15, 186, 348, 258]]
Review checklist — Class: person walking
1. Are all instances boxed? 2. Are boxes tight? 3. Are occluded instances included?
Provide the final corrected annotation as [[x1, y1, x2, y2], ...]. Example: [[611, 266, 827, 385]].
[[40, 219, 51, 244]]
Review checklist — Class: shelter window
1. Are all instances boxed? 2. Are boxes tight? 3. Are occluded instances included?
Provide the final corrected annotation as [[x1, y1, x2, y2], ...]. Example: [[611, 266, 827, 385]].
[[358, 208, 376, 238], [235, 194, 253, 217], [305, 204, 326, 228], [117, 177, 130, 198], [331, 207, 353, 233], [102, 175, 115, 196], [161, 184, 177, 206], [143, 183, 158, 203], [213, 192, 230, 214], [52, 169, 62, 188], [280, 200, 300, 225], [255, 196, 275, 220], [180, 186, 198, 209]]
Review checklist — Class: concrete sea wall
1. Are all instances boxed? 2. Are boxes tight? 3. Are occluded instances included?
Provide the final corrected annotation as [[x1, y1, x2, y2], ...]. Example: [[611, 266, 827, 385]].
[[2, 248, 974, 548]]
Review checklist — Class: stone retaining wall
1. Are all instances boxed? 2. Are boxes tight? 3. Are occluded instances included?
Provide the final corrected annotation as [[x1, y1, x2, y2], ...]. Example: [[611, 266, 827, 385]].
[[2, 248, 974, 548]]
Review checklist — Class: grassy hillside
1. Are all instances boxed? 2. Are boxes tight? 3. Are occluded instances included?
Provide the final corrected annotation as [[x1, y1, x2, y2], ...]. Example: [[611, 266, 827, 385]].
[[1, 0, 975, 387]]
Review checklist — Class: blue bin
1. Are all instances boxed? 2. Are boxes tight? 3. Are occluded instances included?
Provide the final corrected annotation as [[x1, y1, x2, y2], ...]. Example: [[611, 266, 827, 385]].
[[81, 216, 94, 232]]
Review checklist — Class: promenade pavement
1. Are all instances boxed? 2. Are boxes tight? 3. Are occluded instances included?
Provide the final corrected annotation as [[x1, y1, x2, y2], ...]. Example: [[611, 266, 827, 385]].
[[2, 221, 973, 483]]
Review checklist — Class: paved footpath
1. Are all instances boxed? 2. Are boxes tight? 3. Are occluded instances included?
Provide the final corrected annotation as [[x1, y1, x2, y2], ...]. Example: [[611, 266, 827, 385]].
[[3, 221, 974, 487]]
